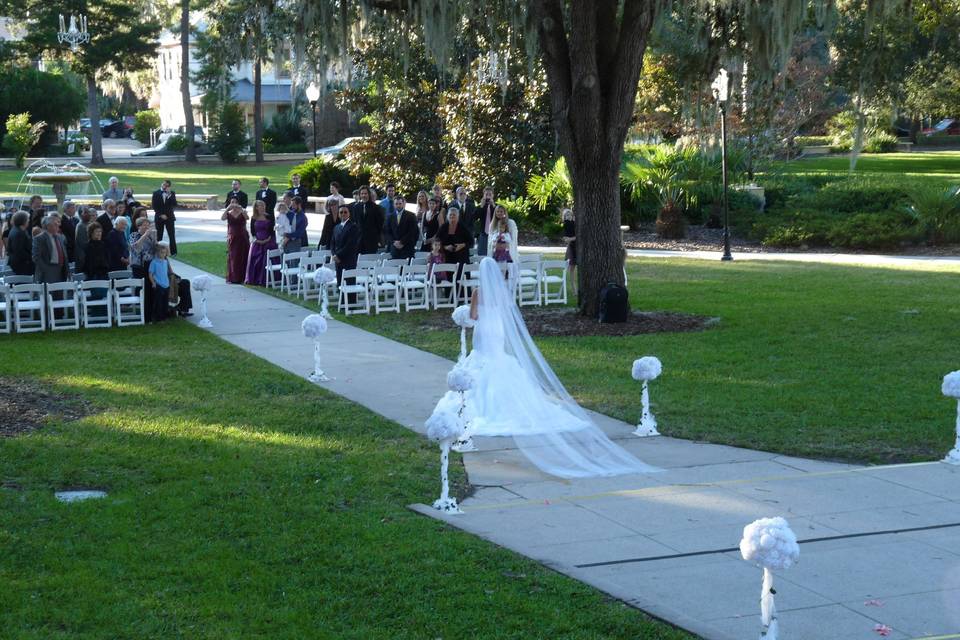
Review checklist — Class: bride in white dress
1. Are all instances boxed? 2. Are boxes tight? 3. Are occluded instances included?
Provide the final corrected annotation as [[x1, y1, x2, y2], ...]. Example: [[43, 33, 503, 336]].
[[435, 257, 658, 479]]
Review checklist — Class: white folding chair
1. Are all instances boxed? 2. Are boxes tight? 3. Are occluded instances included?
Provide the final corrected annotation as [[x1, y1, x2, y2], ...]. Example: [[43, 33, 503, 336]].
[[280, 251, 308, 295], [0, 285, 11, 334], [371, 265, 400, 314], [265, 248, 284, 289], [298, 255, 326, 301], [80, 280, 113, 329], [410, 256, 428, 267], [337, 268, 370, 315], [112, 278, 145, 326], [46, 281, 80, 331], [540, 259, 568, 306], [108, 270, 133, 280], [414, 251, 430, 261], [11, 283, 46, 333], [430, 264, 459, 309], [399, 264, 429, 311], [458, 262, 480, 304], [3, 275, 33, 286], [516, 255, 542, 306]]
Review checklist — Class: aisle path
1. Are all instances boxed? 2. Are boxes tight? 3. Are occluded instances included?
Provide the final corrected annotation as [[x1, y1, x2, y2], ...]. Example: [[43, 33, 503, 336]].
[[173, 258, 960, 640]]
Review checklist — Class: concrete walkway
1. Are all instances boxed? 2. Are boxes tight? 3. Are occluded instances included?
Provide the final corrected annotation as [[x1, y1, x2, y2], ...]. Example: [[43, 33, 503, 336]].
[[172, 258, 960, 640]]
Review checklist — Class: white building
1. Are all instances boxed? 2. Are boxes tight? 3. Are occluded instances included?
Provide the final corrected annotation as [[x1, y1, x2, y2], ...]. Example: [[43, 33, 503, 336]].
[[154, 13, 294, 131]]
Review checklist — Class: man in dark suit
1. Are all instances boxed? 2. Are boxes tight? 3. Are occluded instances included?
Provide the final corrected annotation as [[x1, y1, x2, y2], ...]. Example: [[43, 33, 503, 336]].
[[254, 176, 277, 235], [331, 203, 361, 286], [60, 201, 78, 263], [22, 195, 46, 231], [225, 179, 248, 210], [474, 185, 496, 256], [96, 200, 118, 237], [384, 196, 419, 260], [287, 173, 310, 202], [352, 185, 384, 255], [151, 179, 178, 255], [452, 186, 476, 233], [31, 214, 69, 284]]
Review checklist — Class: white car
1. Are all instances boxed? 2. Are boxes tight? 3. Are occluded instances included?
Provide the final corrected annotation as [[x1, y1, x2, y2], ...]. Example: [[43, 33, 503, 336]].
[[314, 136, 362, 157]]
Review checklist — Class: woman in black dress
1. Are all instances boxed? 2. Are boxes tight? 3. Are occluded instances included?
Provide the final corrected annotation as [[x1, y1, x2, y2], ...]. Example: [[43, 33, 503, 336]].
[[420, 197, 445, 252], [437, 207, 473, 274], [562, 208, 576, 297]]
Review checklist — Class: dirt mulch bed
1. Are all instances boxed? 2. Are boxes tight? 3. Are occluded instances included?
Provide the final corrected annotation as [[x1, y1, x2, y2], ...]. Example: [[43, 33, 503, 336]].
[[419, 307, 717, 337], [0, 377, 92, 438]]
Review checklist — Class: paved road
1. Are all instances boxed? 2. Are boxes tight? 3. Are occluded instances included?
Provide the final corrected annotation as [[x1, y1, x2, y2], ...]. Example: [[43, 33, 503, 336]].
[[172, 258, 960, 640]]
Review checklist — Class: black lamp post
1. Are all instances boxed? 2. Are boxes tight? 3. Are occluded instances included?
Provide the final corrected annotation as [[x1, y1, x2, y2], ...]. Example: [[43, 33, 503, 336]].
[[712, 68, 733, 262], [306, 81, 320, 154]]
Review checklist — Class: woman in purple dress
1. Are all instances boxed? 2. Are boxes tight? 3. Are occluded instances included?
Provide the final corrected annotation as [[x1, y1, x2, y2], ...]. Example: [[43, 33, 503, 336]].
[[221, 199, 249, 284], [245, 200, 277, 286]]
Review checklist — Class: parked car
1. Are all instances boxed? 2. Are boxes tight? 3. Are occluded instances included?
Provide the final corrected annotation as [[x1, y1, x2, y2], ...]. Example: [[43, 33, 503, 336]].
[[176, 125, 206, 142], [314, 136, 363, 157], [122, 115, 136, 136], [101, 120, 129, 138], [922, 118, 959, 136]]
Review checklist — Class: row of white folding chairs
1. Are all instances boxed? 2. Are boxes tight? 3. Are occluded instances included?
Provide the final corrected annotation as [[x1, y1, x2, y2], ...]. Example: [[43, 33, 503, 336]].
[[336, 258, 569, 315], [0, 277, 145, 333]]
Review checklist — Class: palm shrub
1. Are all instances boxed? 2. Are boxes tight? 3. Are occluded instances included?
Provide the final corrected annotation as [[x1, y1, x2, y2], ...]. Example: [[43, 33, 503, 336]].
[[621, 146, 687, 238], [3, 112, 45, 168], [209, 101, 248, 163], [905, 185, 960, 244]]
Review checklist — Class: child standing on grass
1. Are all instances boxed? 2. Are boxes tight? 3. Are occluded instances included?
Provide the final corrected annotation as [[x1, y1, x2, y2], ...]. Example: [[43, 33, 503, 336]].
[[149, 242, 171, 322], [428, 238, 447, 282]]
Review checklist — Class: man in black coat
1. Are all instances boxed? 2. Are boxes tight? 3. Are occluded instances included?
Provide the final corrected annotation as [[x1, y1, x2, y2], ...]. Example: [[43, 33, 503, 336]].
[[384, 195, 419, 260], [225, 179, 248, 210], [151, 179, 178, 255], [287, 173, 310, 201], [452, 186, 476, 233], [254, 176, 277, 235], [96, 200, 117, 238], [330, 204, 361, 286], [7, 211, 34, 276]]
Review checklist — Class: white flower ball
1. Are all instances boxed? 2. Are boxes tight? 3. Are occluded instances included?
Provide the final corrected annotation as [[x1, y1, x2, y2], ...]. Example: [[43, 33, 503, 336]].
[[301, 314, 328, 339], [740, 516, 800, 571], [632, 356, 662, 381], [192, 275, 213, 292], [426, 409, 462, 443], [447, 366, 474, 393], [943, 371, 960, 398], [314, 266, 336, 285], [452, 304, 476, 328]]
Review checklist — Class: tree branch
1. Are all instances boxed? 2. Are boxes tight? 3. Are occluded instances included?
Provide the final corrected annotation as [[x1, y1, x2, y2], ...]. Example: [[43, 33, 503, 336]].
[[604, 0, 663, 143], [531, 0, 574, 153]]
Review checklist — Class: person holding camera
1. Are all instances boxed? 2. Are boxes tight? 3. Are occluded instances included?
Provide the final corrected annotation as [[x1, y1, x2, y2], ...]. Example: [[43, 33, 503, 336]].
[[475, 186, 495, 257]]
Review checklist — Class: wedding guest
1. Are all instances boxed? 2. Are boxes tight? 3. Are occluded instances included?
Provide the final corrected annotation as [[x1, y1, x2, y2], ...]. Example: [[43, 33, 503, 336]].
[[329, 181, 341, 199], [245, 200, 277, 286], [31, 214, 68, 284], [331, 204, 360, 286], [106, 216, 130, 271], [453, 186, 476, 232], [475, 186, 495, 256], [437, 206, 472, 272], [420, 197, 445, 252], [275, 203, 292, 252], [148, 243, 172, 321], [102, 176, 123, 203], [287, 173, 310, 201], [562, 208, 577, 296], [74, 206, 95, 272], [60, 201, 78, 262], [318, 197, 339, 250], [380, 183, 397, 218], [353, 185, 384, 254], [431, 184, 445, 208], [254, 177, 277, 235], [130, 216, 158, 320], [486, 204, 518, 263], [385, 195, 419, 260], [114, 200, 133, 242], [225, 179, 248, 210], [281, 198, 307, 253], [151, 179, 178, 255], [428, 238, 447, 282], [122, 187, 142, 211], [130, 206, 148, 231], [7, 211, 33, 276], [24, 195, 46, 231], [222, 200, 250, 283], [97, 199, 117, 237], [83, 222, 109, 282]]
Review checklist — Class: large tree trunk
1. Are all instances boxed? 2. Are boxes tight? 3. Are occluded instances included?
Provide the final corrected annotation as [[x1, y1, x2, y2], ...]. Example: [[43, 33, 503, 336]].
[[533, 0, 662, 316], [181, 0, 197, 163], [86, 75, 104, 166], [254, 54, 264, 162]]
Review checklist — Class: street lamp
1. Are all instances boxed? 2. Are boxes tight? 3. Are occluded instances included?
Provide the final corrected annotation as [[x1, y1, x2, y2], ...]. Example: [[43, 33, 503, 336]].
[[711, 68, 733, 262], [58, 14, 90, 52], [306, 81, 321, 154]]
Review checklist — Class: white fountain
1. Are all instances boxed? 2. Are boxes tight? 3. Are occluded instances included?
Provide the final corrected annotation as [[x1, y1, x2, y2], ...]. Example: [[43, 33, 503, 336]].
[[14, 160, 102, 213]]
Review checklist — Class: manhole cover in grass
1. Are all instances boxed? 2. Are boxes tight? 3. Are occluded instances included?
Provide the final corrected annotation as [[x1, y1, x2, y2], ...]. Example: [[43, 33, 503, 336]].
[[0, 377, 92, 437]]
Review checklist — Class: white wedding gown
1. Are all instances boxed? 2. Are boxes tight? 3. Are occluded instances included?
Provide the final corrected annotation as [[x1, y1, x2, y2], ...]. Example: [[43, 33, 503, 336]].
[[435, 258, 659, 479]]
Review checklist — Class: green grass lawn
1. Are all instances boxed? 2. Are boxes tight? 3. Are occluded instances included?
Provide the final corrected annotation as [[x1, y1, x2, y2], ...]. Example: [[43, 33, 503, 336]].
[[177, 241, 960, 464], [0, 162, 302, 197], [0, 323, 690, 639], [777, 151, 960, 183]]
